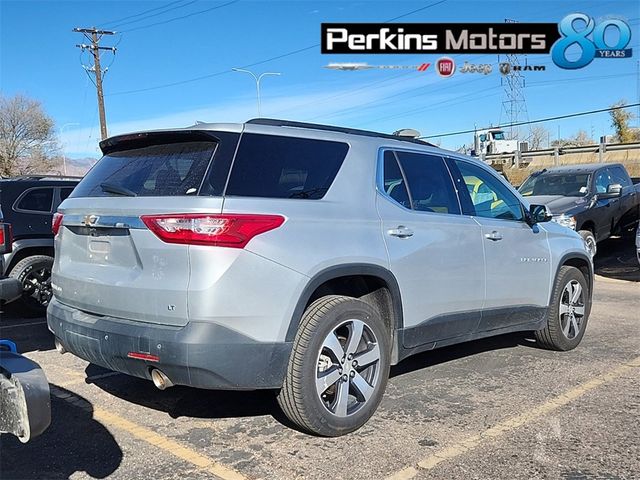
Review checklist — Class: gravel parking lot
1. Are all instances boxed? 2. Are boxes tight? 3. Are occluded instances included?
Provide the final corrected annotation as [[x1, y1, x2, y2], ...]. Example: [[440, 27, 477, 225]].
[[1, 237, 638, 480]]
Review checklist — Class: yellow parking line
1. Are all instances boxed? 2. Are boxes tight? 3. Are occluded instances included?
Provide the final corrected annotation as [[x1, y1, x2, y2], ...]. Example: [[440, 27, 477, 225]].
[[386, 355, 640, 479], [50, 386, 247, 480], [386, 467, 419, 480]]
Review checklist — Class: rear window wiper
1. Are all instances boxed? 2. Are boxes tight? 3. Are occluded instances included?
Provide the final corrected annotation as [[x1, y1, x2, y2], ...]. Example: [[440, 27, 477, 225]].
[[288, 187, 328, 199], [100, 182, 137, 197]]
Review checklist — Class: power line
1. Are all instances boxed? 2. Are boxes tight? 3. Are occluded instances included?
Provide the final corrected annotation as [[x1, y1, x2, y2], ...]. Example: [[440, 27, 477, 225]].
[[107, 0, 449, 96], [111, 1, 199, 29], [355, 72, 635, 128], [119, 0, 239, 33], [383, 0, 449, 22], [100, 0, 194, 28], [420, 103, 640, 139]]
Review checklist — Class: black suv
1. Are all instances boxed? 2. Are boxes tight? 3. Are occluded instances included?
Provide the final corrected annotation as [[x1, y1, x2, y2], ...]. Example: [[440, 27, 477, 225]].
[[0, 176, 80, 311]]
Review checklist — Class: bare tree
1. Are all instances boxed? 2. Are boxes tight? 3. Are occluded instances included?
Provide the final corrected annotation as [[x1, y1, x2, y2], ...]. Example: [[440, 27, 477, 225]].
[[551, 129, 594, 148], [0, 94, 59, 177], [528, 126, 549, 150], [569, 129, 593, 146]]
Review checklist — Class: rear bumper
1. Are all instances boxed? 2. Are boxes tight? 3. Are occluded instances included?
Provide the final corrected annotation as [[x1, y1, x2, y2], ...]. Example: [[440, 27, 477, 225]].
[[0, 276, 22, 303], [47, 297, 292, 390]]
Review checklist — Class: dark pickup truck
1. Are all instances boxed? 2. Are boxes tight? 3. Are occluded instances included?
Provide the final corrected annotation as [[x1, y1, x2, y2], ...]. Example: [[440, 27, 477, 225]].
[[519, 163, 640, 257]]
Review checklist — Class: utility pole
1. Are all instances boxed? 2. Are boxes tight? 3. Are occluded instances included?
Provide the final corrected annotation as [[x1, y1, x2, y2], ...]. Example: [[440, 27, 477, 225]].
[[73, 27, 116, 140]]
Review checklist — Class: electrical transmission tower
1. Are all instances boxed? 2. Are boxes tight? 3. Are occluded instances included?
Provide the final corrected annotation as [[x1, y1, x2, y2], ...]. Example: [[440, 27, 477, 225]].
[[73, 27, 117, 140], [500, 19, 530, 143]]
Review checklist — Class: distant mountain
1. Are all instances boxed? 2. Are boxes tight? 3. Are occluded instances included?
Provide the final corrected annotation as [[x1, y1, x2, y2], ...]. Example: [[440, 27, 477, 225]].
[[47, 156, 97, 177]]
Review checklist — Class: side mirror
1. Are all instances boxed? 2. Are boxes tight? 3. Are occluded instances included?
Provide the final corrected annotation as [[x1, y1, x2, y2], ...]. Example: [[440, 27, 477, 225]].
[[529, 204, 552, 224], [599, 183, 622, 199]]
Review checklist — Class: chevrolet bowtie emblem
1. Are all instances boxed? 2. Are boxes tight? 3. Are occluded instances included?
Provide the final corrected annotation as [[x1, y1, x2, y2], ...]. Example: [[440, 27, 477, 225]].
[[82, 215, 99, 226]]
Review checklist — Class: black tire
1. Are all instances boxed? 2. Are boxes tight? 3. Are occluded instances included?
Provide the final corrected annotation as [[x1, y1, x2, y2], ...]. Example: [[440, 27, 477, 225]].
[[277, 295, 390, 437], [535, 266, 590, 351], [578, 229, 597, 258], [8, 255, 54, 313]]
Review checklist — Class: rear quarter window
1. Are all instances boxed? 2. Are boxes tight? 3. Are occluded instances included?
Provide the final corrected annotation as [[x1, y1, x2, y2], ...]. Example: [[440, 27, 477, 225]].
[[224, 134, 349, 199], [15, 187, 54, 213]]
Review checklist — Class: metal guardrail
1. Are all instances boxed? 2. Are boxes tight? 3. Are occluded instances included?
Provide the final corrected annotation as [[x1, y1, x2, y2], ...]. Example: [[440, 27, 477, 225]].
[[483, 142, 640, 167]]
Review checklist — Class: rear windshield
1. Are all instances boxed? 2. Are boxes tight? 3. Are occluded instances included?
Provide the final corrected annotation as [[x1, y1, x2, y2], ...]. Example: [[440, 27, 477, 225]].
[[225, 134, 349, 199], [71, 141, 216, 198]]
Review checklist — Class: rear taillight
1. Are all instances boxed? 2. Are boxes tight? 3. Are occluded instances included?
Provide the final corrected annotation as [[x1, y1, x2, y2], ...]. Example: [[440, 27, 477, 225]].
[[140, 213, 285, 248], [52, 212, 64, 236], [0, 224, 13, 254]]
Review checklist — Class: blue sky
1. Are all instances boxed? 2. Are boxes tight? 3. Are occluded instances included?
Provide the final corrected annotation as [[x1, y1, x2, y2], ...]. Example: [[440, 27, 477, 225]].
[[1, 0, 638, 157]]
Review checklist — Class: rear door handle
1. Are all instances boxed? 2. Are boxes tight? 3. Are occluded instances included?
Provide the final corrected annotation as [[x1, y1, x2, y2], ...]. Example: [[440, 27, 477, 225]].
[[388, 226, 414, 238], [484, 230, 503, 241]]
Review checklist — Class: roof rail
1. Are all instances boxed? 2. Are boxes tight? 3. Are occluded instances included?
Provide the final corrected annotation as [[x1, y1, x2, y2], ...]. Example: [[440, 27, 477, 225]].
[[4, 175, 83, 181], [246, 118, 436, 147]]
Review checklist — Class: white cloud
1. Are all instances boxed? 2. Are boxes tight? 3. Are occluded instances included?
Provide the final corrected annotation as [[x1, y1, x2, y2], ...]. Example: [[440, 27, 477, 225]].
[[61, 74, 437, 157]]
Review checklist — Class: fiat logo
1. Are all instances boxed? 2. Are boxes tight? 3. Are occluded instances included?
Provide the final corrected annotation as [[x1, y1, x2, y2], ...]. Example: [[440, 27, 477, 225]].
[[436, 57, 455, 77]]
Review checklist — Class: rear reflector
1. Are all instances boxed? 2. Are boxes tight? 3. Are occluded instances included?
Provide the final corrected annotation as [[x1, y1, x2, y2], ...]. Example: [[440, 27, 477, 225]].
[[52, 212, 64, 236], [140, 213, 285, 248], [127, 352, 160, 362], [0, 226, 4, 246]]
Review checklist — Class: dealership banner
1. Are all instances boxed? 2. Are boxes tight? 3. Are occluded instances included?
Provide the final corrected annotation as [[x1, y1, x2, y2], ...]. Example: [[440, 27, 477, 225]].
[[321, 23, 561, 54]]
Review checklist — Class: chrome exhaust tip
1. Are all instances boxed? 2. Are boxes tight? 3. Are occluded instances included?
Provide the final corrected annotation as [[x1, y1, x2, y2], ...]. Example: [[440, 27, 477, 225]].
[[54, 338, 66, 354], [150, 369, 173, 390]]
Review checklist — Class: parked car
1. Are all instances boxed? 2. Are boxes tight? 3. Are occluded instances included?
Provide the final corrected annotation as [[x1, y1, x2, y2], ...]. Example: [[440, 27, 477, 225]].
[[0, 206, 22, 304], [0, 176, 80, 311], [518, 164, 640, 257], [48, 119, 593, 436]]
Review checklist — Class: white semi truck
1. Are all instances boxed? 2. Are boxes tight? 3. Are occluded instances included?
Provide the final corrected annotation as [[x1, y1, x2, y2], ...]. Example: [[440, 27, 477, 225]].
[[473, 128, 519, 155]]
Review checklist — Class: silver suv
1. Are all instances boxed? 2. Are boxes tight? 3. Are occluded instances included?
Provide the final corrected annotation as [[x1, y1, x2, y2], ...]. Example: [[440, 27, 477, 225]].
[[48, 119, 593, 436]]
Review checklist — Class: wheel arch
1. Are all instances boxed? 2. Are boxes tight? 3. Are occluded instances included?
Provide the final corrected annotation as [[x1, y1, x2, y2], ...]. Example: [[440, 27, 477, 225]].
[[285, 264, 404, 343], [553, 252, 593, 303], [4, 239, 54, 275], [578, 220, 596, 235]]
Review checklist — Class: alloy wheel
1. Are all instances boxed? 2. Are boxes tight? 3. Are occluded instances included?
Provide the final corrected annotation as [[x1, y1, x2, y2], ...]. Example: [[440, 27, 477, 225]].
[[315, 319, 381, 417], [559, 280, 585, 340], [22, 267, 53, 308]]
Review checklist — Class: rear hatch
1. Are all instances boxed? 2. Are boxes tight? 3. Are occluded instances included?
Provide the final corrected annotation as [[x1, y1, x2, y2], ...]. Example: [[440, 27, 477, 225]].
[[53, 130, 238, 326]]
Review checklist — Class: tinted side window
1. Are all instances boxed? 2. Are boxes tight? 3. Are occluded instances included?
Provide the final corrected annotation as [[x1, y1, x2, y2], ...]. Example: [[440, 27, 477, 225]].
[[225, 134, 349, 199], [395, 152, 460, 214], [608, 166, 632, 187], [382, 151, 411, 209], [454, 160, 524, 221], [16, 188, 53, 213]]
